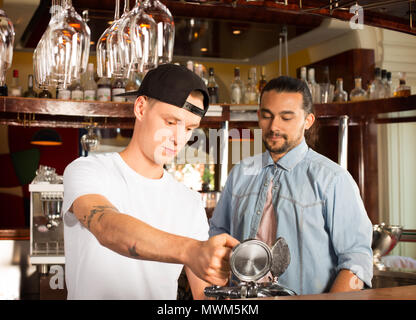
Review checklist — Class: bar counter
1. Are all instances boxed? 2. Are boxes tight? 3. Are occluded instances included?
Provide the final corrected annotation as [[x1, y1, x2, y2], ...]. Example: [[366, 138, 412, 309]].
[[251, 285, 416, 300]]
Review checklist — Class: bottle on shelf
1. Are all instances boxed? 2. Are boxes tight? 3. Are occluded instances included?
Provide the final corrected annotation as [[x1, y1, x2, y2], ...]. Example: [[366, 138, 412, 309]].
[[0, 84, 7, 96], [70, 78, 84, 101], [125, 71, 140, 103], [38, 88, 53, 99], [111, 75, 126, 102], [394, 72, 411, 97], [23, 74, 38, 98], [207, 67, 219, 104], [97, 77, 112, 102], [307, 68, 321, 103], [349, 78, 367, 102], [300, 67, 308, 87], [333, 78, 348, 102], [83, 63, 97, 101], [244, 67, 259, 104], [187, 60, 194, 72], [368, 68, 386, 100], [257, 66, 267, 95], [195, 64, 208, 86], [230, 67, 243, 104], [57, 86, 71, 100], [9, 69, 22, 97], [386, 72, 392, 98]]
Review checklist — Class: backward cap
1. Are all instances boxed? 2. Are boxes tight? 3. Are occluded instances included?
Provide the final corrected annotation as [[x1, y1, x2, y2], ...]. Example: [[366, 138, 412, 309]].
[[119, 64, 210, 114]]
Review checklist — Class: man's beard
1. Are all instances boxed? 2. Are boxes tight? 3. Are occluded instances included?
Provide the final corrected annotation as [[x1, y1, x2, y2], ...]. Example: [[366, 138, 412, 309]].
[[263, 130, 302, 156]]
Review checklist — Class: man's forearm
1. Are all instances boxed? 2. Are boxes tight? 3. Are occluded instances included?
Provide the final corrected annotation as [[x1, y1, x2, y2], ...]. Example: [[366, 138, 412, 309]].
[[329, 269, 364, 293], [73, 194, 196, 265]]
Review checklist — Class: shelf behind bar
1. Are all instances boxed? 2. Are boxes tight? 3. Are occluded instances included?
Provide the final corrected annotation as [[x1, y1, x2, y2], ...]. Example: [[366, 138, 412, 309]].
[[1, 95, 416, 128]]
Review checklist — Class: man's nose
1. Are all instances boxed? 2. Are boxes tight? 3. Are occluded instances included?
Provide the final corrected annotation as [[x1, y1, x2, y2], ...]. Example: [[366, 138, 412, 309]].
[[270, 117, 283, 131]]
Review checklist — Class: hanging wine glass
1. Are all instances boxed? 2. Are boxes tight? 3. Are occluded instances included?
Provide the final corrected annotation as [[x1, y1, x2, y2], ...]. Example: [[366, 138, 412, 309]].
[[45, 0, 90, 88], [97, 0, 120, 79], [0, 8, 15, 86], [106, 0, 131, 78], [141, 0, 175, 65], [119, 0, 157, 76]]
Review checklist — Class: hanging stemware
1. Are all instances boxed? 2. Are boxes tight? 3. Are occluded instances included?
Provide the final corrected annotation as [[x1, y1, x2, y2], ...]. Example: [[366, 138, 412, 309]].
[[119, 0, 157, 76], [0, 8, 15, 86], [45, 0, 90, 88], [106, 0, 131, 79], [141, 0, 175, 65]]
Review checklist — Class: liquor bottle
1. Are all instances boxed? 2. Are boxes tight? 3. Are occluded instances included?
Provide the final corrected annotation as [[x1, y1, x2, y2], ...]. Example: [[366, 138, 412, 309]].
[[71, 78, 84, 101], [187, 60, 194, 72], [394, 72, 411, 97], [97, 77, 112, 101], [57, 86, 71, 100], [230, 67, 243, 104], [349, 78, 367, 102], [307, 68, 321, 103], [381, 69, 391, 98], [386, 72, 392, 98], [111, 76, 126, 102], [368, 68, 386, 100], [83, 63, 97, 101], [125, 71, 140, 103], [195, 64, 208, 86], [333, 78, 348, 102], [300, 67, 308, 87], [38, 88, 53, 98], [23, 75, 38, 98], [207, 67, 219, 104], [257, 66, 267, 94], [9, 69, 22, 97], [0, 84, 7, 96], [244, 67, 258, 104]]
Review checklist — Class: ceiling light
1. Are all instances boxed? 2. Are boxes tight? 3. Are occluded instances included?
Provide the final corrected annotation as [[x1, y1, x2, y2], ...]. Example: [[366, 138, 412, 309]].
[[200, 47, 208, 52], [233, 30, 241, 35]]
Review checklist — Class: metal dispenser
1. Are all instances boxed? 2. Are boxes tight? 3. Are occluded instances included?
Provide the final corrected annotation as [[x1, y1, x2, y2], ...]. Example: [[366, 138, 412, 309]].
[[29, 166, 65, 274], [204, 237, 297, 299]]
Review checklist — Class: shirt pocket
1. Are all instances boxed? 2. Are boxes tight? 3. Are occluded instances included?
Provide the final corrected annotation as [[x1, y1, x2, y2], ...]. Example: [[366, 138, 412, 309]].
[[231, 192, 259, 239]]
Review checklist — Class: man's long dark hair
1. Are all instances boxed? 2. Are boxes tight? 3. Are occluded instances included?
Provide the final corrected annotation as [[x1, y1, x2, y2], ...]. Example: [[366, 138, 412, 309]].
[[260, 76, 318, 149]]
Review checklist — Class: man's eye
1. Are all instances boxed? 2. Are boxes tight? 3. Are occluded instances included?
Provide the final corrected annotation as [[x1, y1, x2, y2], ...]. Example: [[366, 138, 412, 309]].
[[282, 117, 293, 121], [261, 113, 272, 119], [166, 120, 175, 125]]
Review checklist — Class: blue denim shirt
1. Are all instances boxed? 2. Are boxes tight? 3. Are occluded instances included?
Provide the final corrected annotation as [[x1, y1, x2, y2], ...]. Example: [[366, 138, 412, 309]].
[[209, 139, 373, 295]]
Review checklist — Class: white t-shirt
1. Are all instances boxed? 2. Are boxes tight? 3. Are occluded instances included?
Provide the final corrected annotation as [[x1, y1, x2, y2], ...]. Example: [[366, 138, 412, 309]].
[[62, 152, 209, 300]]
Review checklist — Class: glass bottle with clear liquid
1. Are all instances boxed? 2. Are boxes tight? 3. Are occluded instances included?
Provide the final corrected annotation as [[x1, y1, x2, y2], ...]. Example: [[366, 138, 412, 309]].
[[350, 78, 367, 102], [83, 63, 97, 101], [23, 75, 38, 98], [333, 78, 348, 102], [230, 67, 243, 104], [9, 69, 22, 97]]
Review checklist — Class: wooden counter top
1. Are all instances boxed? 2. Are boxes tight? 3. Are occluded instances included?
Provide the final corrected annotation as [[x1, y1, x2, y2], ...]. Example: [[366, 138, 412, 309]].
[[253, 285, 416, 300]]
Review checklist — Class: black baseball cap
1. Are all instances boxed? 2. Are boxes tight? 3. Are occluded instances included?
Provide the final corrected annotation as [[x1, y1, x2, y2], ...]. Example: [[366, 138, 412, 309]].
[[116, 63, 210, 117]]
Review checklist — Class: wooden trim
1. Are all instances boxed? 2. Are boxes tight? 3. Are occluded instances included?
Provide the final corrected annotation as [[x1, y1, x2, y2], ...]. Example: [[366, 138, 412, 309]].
[[0, 228, 30, 240]]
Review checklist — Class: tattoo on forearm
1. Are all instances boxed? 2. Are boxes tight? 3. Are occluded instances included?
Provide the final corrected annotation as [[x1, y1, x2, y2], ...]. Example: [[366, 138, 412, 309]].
[[84, 205, 117, 230], [128, 244, 140, 257]]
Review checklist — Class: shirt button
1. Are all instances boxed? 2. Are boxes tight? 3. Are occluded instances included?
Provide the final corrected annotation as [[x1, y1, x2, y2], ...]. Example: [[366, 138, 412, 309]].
[[256, 210, 261, 215], [264, 182, 268, 186]]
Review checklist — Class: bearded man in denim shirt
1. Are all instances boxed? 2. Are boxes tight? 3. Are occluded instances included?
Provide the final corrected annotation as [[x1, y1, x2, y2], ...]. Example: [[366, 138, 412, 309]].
[[209, 76, 373, 295]]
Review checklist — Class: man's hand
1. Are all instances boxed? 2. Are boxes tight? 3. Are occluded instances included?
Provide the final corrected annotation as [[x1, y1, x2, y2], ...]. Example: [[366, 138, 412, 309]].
[[184, 234, 240, 286]]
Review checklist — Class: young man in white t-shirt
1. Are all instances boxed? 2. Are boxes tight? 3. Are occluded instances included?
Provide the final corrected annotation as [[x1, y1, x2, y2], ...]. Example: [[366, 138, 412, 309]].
[[63, 64, 240, 300]]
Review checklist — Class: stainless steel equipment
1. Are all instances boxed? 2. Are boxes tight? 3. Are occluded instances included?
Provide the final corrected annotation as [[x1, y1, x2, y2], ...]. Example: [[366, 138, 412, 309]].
[[29, 166, 65, 274], [372, 223, 403, 270], [205, 237, 296, 299]]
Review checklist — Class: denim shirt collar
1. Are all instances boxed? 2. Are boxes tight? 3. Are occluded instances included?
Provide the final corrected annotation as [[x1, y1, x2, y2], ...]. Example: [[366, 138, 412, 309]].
[[262, 139, 309, 171]]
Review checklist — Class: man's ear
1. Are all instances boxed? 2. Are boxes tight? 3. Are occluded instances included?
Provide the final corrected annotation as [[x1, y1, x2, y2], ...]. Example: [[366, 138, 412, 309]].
[[133, 96, 148, 121], [305, 112, 315, 130]]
